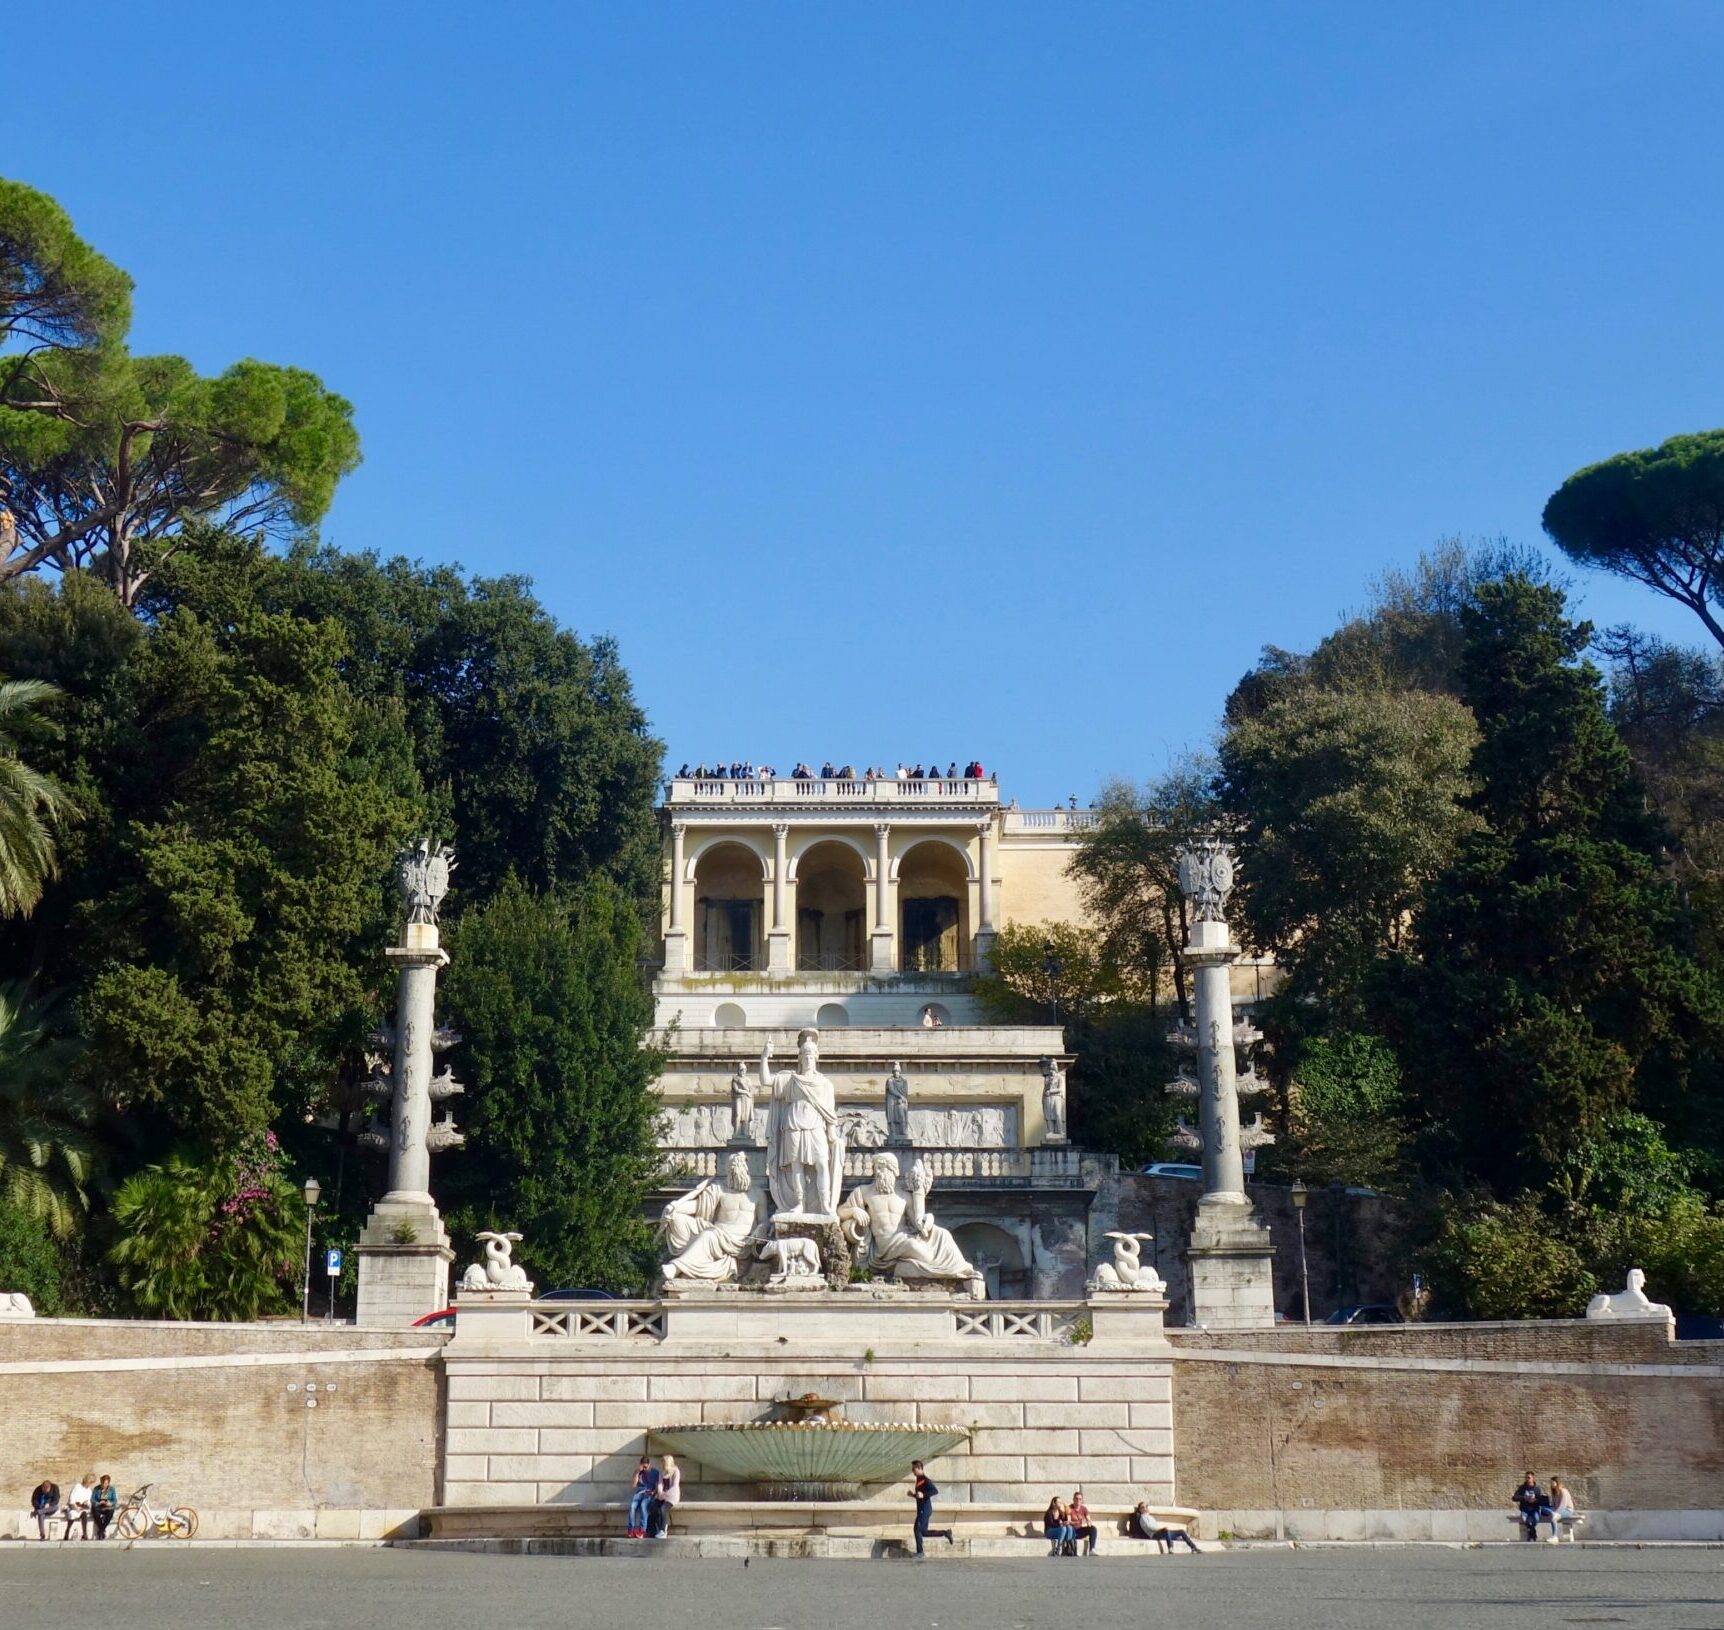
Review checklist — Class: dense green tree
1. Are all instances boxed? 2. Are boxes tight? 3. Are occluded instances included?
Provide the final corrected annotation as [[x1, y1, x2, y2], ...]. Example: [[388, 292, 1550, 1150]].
[[0, 1197, 65, 1312], [0, 179, 358, 604], [1374, 577, 1724, 1193], [1543, 430, 1724, 651], [0, 572, 422, 1151], [1218, 684, 1479, 1011], [0, 677, 76, 917], [140, 534, 664, 905], [440, 876, 664, 1291], [1067, 762, 1215, 1023], [973, 920, 1177, 1166], [108, 1135, 305, 1320], [0, 177, 131, 353], [1282, 1030, 1407, 1190], [1421, 1194, 1599, 1320], [0, 982, 96, 1235]]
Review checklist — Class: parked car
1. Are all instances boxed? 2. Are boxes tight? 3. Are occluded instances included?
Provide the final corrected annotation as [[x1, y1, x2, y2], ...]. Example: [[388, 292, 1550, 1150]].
[[537, 1287, 618, 1302], [1324, 1304, 1403, 1326], [411, 1307, 456, 1329], [1138, 1162, 1202, 1180]]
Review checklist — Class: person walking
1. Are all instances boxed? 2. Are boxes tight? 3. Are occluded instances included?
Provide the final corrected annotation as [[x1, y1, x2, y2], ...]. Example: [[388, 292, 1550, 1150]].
[[626, 1454, 659, 1538], [89, 1475, 117, 1540], [910, 1460, 952, 1557], [30, 1477, 59, 1541]]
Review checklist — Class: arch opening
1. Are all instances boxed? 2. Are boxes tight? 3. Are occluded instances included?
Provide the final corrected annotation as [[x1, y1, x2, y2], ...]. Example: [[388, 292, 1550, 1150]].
[[952, 1222, 1028, 1300], [899, 840, 971, 972], [796, 840, 867, 971], [694, 841, 765, 971]]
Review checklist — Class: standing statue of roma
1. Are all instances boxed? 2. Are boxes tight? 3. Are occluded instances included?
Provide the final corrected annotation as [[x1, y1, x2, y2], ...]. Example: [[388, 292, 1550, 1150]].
[[760, 1028, 846, 1219]]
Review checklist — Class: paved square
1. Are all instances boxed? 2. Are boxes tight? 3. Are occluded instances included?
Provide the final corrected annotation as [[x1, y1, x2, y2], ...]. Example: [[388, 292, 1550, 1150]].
[[3, 1546, 1723, 1630]]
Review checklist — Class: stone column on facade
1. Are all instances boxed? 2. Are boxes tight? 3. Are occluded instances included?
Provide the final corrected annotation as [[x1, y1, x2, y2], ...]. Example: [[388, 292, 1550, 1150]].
[[869, 822, 895, 974], [356, 841, 462, 1328], [975, 818, 997, 969], [663, 822, 688, 975], [767, 823, 791, 974], [1173, 839, 1276, 1330]]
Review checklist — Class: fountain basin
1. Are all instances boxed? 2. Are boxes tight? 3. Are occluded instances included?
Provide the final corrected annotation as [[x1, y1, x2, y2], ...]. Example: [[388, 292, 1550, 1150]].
[[652, 1422, 969, 1501]]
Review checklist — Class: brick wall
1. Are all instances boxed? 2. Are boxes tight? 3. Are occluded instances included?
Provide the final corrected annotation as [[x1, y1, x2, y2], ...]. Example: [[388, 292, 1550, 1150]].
[[0, 1319, 447, 1539]]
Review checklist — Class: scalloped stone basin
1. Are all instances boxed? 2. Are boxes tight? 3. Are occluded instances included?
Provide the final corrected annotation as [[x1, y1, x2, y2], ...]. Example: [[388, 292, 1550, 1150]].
[[652, 1422, 969, 1502]]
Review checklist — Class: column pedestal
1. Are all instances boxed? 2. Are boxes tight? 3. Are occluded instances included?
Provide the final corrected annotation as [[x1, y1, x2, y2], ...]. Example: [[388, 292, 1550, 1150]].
[[1185, 1196, 1275, 1329], [356, 1198, 454, 1327]]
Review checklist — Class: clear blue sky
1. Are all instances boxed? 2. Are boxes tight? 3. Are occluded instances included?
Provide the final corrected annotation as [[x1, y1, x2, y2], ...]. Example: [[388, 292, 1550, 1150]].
[[10, 3, 1722, 804]]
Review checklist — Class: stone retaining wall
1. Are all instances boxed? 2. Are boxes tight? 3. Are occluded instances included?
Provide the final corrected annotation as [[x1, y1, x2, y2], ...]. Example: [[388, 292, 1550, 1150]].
[[0, 1319, 447, 1539], [1172, 1320, 1724, 1540]]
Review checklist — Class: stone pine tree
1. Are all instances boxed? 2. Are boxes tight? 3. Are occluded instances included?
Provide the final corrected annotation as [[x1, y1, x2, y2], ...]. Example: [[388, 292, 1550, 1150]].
[[0, 177, 359, 604], [440, 876, 664, 1292], [1373, 576, 1724, 1193], [1543, 429, 1724, 652]]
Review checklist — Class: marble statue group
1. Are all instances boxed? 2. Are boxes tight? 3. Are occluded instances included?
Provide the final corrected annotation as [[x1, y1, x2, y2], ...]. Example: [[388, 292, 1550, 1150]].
[[657, 1029, 984, 1296]]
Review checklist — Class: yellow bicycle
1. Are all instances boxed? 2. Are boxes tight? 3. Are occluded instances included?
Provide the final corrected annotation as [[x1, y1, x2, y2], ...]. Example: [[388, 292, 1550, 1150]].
[[113, 1483, 198, 1540]]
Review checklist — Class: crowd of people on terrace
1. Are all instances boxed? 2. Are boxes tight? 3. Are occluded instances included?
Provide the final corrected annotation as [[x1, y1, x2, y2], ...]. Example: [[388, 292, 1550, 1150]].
[[675, 760, 990, 783]]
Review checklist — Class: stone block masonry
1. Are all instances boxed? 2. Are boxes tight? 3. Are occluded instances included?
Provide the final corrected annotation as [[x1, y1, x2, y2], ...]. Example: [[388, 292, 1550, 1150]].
[[438, 1292, 1176, 1513]]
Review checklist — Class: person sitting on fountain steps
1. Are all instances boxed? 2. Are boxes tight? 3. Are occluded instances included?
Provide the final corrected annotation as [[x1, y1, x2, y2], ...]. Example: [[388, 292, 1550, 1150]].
[[910, 1461, 952, 1557]]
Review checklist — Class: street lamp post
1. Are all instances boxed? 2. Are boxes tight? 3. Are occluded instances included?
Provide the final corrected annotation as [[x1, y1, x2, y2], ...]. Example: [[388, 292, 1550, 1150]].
[[1291, 1180, 1311, 1325], [300, 1176, 321, 1324]]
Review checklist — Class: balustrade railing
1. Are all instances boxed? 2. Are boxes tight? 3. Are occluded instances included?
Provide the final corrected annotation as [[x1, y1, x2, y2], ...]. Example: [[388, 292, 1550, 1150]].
[[519, 1299, 1090, 1344], [661, 1146, 1083, 1185], [666, 777, 998, 806], [954, 1303, 1087, 1341], [529, 1304, 667, 1340]]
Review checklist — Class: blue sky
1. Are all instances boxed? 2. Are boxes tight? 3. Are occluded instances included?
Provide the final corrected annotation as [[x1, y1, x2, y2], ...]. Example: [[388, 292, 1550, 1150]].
[[9, 3, 1722, 804]]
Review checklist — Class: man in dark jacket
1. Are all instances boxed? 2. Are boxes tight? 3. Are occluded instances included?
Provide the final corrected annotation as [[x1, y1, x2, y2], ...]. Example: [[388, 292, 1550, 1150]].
[[30, 1478, 59, 1541], [1513, 1471, 1547, 1540], [910, 1460, 952, 1557]]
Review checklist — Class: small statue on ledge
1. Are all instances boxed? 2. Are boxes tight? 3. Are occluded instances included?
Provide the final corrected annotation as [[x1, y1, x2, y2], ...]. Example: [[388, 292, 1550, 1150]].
[[884, 1061, 911, 1145], [729, 1061, 756, 1143], [1089, 1231, 1163, 1294], [460, 1230, 533, 1295]]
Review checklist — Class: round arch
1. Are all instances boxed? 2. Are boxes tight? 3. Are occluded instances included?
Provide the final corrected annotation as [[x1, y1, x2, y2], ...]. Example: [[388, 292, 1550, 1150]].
[[897, 839, 972, 973], [684, 832, 769, 881], [794, 839, 868, 972], [887, 834, 976, 882], [693, 840, 767, 972], [952, 1222, 1028, 1300], [785, 832, 875, 883]]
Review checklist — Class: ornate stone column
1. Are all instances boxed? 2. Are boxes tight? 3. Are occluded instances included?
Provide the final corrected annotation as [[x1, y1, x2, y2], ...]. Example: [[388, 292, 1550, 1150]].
[[767, 823, 791, 974], [663, 822, 689, 975], [870, 822, 895, 974], [355, 840, 463, 1327], [1170, 839, 1276, 1330], [975, 818, 997, 968]]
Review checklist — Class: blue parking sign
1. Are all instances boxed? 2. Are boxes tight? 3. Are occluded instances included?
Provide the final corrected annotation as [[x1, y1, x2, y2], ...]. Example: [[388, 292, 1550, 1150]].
[[325, 1248, 343, 1276]]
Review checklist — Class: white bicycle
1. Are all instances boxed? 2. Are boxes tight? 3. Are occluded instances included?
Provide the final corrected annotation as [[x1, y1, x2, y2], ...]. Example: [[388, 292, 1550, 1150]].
[[113, 1483, 198, 1540]]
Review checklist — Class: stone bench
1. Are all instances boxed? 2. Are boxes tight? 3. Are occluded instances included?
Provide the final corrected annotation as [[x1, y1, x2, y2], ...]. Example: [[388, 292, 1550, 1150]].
[[422, 1500, 1201, 1545], [1507, 1512, 1586, 1543]]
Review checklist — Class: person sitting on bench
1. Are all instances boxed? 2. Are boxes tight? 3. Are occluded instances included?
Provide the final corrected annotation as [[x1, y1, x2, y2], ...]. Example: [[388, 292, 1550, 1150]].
[[1128, 1501, 1201, 1553], [1545, 1477, 1577, 1540], [1512, 1471, 1548, 1541], [1043, 1495, 1076, 1557]]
